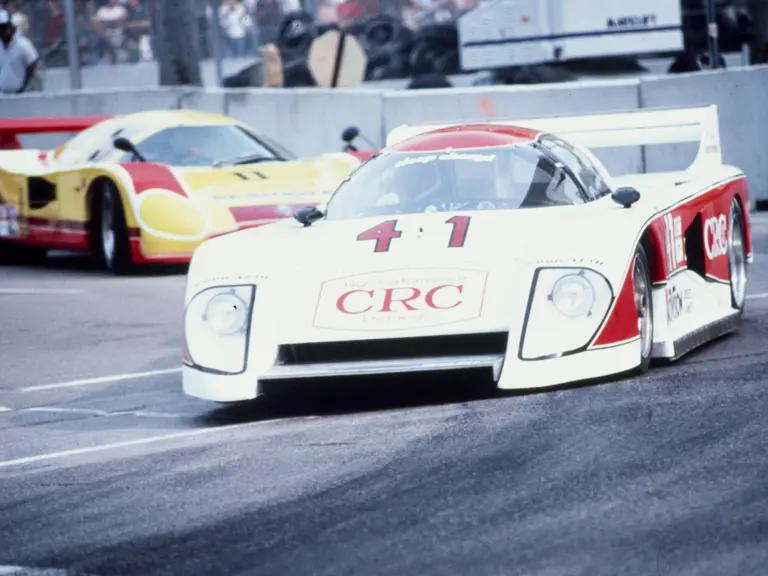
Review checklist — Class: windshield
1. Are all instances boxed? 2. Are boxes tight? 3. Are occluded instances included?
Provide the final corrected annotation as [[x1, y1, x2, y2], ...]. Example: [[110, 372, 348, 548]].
[[121, 125, 295, 167], [324, 145, 585, 220]]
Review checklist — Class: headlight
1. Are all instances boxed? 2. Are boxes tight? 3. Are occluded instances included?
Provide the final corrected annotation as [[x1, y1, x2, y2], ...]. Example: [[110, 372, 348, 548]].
[[521, 268, 613, 360], [550, 273, 596, 317], [184, 285, 255, 374], [205, 292, 249, 335]]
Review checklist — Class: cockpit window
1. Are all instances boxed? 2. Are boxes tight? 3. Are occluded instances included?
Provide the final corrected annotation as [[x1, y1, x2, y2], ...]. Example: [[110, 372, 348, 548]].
[[324, 144, 585, 220], [119, 125, 295, 166]]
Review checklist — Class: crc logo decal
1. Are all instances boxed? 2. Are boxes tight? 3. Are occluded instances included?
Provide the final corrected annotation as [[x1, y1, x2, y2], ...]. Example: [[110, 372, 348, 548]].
[[704, 214, 728, 261], [666, 285, 692, 324], [663, 213, 685, 273], [313, 268, 488, 331]]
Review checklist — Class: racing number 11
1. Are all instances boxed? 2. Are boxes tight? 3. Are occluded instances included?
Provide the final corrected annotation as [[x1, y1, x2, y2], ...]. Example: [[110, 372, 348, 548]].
[[356, 215, 471, 252]]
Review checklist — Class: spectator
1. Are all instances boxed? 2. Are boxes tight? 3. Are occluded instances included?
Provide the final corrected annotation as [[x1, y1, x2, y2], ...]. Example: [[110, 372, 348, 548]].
[[219, 0, 249, 58], [6, 2, 28, 37], [0, 8, 39, 94], [41, 0, 66, 67], [93, 0, 127, 64], [73, 0, 99, 66], [252, 0, 283, 45], [124, 0, 151, 62]]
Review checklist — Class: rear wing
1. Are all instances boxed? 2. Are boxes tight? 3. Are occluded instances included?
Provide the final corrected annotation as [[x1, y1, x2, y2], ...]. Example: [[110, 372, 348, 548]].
[[385, 105, 722, 175], [0, 115, 113, 150]]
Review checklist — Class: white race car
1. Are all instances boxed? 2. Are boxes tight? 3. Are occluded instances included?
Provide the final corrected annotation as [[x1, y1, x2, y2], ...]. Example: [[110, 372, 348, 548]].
[[182, 105, 752, 403]]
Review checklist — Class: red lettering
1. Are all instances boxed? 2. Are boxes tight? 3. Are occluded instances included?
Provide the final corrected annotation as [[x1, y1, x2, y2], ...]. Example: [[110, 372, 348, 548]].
[[446, 216, 471, 248], [380, 287, 421, 312], [357, 220, 402, 252], [425, 284, 463, 309], [336, 289, 373, 314], [357, 217, 472, 252]]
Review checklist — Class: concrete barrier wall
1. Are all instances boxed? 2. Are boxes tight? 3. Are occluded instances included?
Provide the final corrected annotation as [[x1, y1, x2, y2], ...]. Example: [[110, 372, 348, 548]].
[[224, 89, 385, 157], [2, 68, 766, 203]]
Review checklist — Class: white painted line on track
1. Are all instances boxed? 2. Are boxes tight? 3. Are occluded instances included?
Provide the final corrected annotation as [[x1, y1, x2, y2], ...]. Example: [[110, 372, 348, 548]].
[[0, 421, 255, 470], [21, 367, 182, 393], [0, 406, 12, 412], [0, 566, 96, 575], [0, 288, 84, 295], [23, 406, 185, 419], [746, 292, 768, 300]]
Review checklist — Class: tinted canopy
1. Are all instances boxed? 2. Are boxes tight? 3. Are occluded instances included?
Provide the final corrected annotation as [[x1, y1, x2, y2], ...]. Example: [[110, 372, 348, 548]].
[[325, 144, 586, 220]]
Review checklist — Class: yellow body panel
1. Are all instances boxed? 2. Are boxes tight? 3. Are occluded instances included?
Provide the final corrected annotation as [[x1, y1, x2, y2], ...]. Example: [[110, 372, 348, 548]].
[[0, 110, 360, 262]]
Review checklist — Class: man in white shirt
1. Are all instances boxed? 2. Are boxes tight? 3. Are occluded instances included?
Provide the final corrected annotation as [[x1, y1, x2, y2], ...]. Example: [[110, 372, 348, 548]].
[[94, 0, 128, 63], [218, 0, 250, 57], [0, 9, 39, 95]]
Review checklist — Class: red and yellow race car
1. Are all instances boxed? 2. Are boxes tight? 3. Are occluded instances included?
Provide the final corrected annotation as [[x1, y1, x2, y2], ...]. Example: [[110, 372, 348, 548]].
[[0, 110, 364, 273]]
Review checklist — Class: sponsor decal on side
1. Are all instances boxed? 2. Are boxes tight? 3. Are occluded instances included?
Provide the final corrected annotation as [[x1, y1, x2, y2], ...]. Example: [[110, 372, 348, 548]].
[[0, 204, 20, 237], [704, 213, 728, 261], [530, 257, 605, 267], [607, 14, 657, 28], [313, 268, 488, 331], [394, 152, 496, 169], [663, 213, 686, 273], [191, 273, 269, 290], [666, 284, 692, 324]]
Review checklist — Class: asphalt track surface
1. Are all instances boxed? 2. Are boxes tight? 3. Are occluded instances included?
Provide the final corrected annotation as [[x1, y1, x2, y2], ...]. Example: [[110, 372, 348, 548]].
[[2, 215, 768, 576]]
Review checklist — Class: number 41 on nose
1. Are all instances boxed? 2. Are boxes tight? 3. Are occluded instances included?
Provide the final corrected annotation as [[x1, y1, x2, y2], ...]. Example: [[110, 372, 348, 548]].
[[356, 216, 471, 252]]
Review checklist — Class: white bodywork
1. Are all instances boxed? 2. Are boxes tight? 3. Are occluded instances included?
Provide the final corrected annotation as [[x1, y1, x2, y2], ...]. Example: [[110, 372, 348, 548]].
[[458, 0, 683, 71], [182, 105, 748, 403]]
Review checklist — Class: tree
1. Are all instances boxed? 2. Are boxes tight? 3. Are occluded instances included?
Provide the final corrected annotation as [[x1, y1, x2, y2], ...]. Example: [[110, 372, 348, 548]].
[[151, 0, 203, 86]]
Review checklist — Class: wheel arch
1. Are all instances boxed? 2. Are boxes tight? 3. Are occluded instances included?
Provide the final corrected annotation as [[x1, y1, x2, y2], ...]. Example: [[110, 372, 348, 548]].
[[639, 224, 665, 285], [85, 172, 136, 230], [731, 183, 752, 259]]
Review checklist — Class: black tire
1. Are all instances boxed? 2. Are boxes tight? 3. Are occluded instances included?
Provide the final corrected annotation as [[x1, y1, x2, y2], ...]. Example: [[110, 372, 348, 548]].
[[632, 243, 654, 374], [407, 72, 453, 90], [668, 52, 701, 73], [276, 11, 316, 60], [0, 242, 48, 266], [728, 198, 748, 315], [91, 180, 134, 275]]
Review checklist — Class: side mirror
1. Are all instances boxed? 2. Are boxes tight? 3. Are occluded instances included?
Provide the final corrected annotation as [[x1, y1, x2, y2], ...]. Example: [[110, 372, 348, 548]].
[[341, 126, 360, 152], [611, 187, 641, 208], [113, 136, 146, 162], [294, 205, 324, 227], [341, 126, 359, 143]]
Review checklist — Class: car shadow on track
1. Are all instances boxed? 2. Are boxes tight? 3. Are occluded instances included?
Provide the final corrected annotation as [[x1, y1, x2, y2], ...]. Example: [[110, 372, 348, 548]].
[[192, 329, 747, 428], [195, 369, 509, 427], [192, 367, 656, 428]]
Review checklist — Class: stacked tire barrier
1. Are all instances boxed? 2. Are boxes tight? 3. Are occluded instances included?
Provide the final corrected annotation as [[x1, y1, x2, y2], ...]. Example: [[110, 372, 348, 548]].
[[275, 11, 461, 87], [3, 66, 768, 205]]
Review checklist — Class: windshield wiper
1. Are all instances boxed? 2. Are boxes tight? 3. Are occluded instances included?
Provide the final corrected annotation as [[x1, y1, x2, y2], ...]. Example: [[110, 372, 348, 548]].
[[212, 153, 283, 167]]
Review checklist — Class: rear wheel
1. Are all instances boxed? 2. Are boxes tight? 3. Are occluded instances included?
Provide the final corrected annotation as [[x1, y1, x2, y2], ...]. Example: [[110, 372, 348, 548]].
[[633, 244, 654, 373], [728, 198, 748, 314], [91, 180, 134, 275]]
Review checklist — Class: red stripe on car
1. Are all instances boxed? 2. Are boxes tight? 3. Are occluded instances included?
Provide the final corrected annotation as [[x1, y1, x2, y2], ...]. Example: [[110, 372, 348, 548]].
[[121, 163, 188, 197]]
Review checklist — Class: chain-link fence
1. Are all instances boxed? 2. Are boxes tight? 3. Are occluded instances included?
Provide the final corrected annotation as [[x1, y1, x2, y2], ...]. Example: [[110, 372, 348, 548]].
[[1, 0, 763, 89], [1, 0, 474, 70]]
